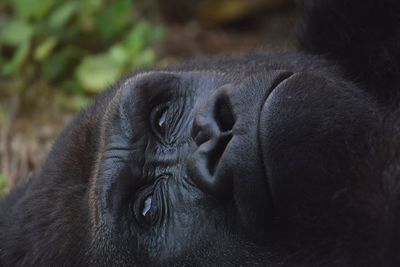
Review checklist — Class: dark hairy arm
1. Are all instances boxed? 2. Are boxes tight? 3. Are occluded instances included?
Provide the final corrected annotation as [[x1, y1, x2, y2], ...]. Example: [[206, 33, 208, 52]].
[[298, 0, 400, 102]]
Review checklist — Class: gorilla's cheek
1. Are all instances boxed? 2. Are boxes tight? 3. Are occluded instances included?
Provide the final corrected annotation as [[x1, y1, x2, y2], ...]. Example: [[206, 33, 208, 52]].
[[259, 73, 377, 220]]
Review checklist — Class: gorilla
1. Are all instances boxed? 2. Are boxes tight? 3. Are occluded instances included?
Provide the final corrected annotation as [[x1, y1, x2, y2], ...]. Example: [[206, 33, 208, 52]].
[[2, 0, 400, 266]]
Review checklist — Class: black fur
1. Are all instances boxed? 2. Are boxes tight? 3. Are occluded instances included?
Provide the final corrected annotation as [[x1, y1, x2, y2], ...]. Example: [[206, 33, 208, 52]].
[[298, 0, 400, 103]]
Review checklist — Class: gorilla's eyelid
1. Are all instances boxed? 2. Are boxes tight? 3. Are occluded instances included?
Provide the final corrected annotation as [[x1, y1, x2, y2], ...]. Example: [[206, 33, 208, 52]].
[[150, 102, 172, 139], [142, 77, 181, 106], [123, 72, 182, 111]]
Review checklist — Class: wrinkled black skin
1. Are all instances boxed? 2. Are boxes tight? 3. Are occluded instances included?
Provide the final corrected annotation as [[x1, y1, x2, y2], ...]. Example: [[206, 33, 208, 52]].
[[2, 1, 400, 266]]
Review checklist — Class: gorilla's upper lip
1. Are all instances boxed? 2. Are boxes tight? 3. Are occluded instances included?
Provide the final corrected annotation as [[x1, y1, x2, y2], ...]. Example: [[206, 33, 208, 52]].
[[255, 71, 295, 206]]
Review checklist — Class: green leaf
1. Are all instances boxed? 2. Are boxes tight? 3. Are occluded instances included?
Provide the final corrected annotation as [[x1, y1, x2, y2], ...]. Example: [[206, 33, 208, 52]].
[[124, 22, 163, 56], [0, 105, 6, 124], [2, 41, 30, 75], [0, 0, 163, 95], [75, 52, 124, 93], [14, 0, 55, 19], [96, 0, 131, 40], [130, 48, 155, 68], [66, 94, 90, 112], [34, 37, 58, 61], [79, 0, 103, 27], [60, 79, 82, 94], [124, 22, 150, 54], [0, 172, 7, 198], [41, 49, 70, 80], [48, 1, 79, 29], [0, 20, 34, 45], [81, 0, 103, 13], [109, 44, 129, 65]]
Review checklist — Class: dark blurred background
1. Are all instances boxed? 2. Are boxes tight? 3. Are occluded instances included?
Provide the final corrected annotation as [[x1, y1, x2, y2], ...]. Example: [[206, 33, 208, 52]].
[[0, 0, 296, 195]]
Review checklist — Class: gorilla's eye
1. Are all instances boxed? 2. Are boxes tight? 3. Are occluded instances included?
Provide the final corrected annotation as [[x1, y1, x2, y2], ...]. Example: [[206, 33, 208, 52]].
[[150, 102, 182, 144], [141, 195, 154, 225], [151, 104, 169, 137], [134, 189, 158, 226], [156, 108, 167, 134], [142, 195, 152, 216]]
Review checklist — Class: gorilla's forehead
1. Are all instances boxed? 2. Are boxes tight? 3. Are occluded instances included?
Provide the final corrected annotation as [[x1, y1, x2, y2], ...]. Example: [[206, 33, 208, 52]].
[[116, 52, 341, 92], [120, 70, 228, 97]]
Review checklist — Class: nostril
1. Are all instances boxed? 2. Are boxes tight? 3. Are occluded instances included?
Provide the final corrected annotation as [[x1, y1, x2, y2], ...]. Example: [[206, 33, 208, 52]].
[[191, 91, 235, 147], [191, 120, 211, 147], [214, 95, 235, 133], [206, 132, 232, 176]]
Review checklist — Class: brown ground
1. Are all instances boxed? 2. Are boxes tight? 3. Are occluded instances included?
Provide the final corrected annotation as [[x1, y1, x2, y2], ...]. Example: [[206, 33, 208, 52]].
[[0, 8, 297, 188]]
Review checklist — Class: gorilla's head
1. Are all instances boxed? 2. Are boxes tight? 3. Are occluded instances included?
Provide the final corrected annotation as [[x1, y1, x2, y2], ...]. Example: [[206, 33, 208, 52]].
[[87, 54, 378, 265], [3, 1, 400, 265]]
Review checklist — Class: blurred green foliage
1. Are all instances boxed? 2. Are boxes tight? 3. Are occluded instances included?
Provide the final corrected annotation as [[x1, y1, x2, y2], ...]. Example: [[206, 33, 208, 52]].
[[0, 106, 8, 198], [0, 104, 5, 122], [0, 173, 6, 198], [0, 0, 163, 94]]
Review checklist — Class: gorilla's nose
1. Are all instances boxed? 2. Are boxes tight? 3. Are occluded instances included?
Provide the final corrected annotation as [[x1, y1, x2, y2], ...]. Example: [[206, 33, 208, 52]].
[[187, 86, 235, 196]]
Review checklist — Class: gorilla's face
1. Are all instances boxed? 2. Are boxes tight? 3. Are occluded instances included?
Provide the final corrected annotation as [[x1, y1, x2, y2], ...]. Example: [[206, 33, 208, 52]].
[[89, 66, 377, 264]]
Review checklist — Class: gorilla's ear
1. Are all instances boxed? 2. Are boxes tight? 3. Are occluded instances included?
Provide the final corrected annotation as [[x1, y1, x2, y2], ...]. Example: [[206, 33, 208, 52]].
[[37, 88, 118, 185], [298, 0, 400, 102]]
